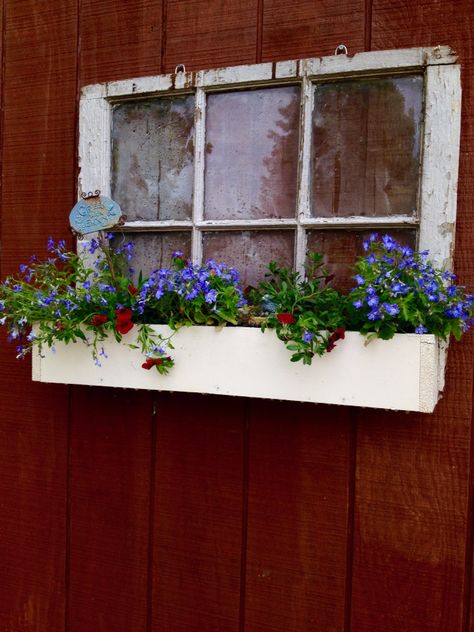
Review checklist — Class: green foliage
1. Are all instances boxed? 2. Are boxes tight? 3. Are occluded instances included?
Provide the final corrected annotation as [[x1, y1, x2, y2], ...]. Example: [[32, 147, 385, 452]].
[[253, 253, 347, 364]]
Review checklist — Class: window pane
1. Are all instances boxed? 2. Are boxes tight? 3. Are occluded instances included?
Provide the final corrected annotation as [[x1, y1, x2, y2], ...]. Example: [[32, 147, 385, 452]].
[[113, 232, 192, 280], [311, 75, 423, 218], [306, 229, 416, 292], [204, 86, 301, 220], [112, 96, 195, 221], [202, 230, 294, 287]]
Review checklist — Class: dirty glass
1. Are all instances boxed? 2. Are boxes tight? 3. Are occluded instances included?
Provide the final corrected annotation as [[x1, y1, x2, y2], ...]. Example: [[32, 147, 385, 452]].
[[311, 75, 423, 218], [306, 229, 416, 292], [204, 86, 301, 220], [202, 230, 294, 287], [112, 231, 192, 281], [112, 96, 195, 221]]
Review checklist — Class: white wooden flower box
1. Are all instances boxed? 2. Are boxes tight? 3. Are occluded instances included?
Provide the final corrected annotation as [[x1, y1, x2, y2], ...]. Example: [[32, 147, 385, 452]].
[[31, 326, 443, 412]]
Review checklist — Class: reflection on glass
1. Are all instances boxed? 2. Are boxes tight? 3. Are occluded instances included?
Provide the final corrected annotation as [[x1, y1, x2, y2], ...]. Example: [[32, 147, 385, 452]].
[[311, 75, 423, 218], [204, 86, 301, 220], [112, 232, 192, 281], [202, 230, 294, 287], [306, 229, 416, 292], [112, 96, 195, 221]]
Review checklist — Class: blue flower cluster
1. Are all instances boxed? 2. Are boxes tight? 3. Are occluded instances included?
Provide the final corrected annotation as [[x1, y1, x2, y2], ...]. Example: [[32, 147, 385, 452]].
[[350, 233, 474, 338], [138, 254, 245, 314]]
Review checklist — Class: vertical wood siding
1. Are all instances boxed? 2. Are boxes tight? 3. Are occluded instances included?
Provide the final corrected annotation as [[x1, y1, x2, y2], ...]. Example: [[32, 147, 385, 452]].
[[0, 1, 473, 631]]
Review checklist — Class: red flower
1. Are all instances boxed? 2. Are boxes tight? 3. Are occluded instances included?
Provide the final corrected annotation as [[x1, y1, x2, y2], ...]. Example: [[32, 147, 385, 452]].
[[90, 314, 108, 326], [326, 327, 346, 353], [116, 320, 134, 335], [141, 358, 163, 370], [115, 308, 133, 323], [277, 312, 295, 325], [56, 322, 65, 331], [128, 284, 138, 295]]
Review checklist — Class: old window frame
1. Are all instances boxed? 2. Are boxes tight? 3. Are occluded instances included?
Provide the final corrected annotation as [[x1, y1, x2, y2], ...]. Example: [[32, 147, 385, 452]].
[[78, 46, 461, 275]]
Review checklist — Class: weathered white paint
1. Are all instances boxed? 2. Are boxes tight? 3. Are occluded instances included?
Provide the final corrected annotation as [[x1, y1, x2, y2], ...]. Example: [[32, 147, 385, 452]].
[[275, 60, 298, 79], [117, 215, 419, 232], [78, 96, 110, 196], [302, 46, 457, 78], [192, 87, 206, 265], [295, 77, 313, 274], [419, 64, 462, 270], [197, 63, 273, 87], [31, 327, 441, 413]]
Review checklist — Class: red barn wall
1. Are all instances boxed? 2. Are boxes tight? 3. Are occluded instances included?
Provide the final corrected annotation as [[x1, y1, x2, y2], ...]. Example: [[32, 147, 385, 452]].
[[0, 1, 473, 631]]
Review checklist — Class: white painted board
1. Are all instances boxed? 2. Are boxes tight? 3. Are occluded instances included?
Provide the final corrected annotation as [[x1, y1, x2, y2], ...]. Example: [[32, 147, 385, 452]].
[[32, 327, 440, 413]]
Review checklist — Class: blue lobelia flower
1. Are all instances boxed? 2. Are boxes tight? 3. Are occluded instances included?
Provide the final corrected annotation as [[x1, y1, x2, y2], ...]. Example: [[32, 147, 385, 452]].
[[382, 303, 399, 316]]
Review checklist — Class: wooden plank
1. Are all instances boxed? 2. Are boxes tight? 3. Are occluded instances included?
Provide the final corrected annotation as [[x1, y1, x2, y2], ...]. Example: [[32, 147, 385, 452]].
[[352, 3, 474, 628], [152, 393, 245, 632], [0, 0, 76, 629], [261, 0, 366, 62], [244, 7, 362, 630], [164, 0, 258, 72], [244, 401, 353, 631], [460, 155, 474, 632], [80, 0, 163, 86], [69, 2, 164, 630], [68, 387, 153, 632]]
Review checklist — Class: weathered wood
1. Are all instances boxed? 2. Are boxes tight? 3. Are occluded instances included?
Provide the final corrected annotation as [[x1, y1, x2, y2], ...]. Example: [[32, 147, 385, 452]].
[[69, 3, 165, 631], [79, 0, 163, 86], [351, 2, 474, 630], [152, 393, 245, 632], [244, 402, 353, 631], [261, 0, 366, 61], [164, 0, 258, 71], [0, 0, 76, 630], [68, 387, 153, 632]]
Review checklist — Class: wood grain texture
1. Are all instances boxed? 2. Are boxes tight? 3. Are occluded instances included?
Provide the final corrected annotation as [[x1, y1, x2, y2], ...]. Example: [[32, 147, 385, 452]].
[[0, 1, 76, 630], [71, 4, 162, 630], [351, 4, 474, 630], [261, 0, 366, 62], [68, 387, 153, 632], [244, 401, 353, 632], [152, 393, 245, 632], [80, 0, 163, 86], [164, 0, 258, 72]]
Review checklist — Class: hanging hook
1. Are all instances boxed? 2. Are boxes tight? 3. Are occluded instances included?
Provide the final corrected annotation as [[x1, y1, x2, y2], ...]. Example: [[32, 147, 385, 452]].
[[175, 63, 186, 74], [81, 189, 101, 200], [334, 44, 348, 56]]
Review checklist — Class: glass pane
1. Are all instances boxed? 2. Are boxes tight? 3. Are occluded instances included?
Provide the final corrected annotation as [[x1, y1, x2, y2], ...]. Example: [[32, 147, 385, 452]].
[[113, 232, 192, 281], [112, 96, 195, 221], [204, 86, 301, 220], [202, 230, 295, 287], [311, 75, 423, 218], [306, 229, 416, 292]]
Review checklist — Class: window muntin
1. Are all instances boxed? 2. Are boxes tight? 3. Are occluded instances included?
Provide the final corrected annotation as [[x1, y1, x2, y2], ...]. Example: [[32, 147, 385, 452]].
[[79, 48, 461, 288]]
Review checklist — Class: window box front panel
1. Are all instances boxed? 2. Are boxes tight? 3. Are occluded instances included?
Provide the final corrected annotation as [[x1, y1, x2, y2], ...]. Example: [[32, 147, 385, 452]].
[[32, 327, 440, 413]]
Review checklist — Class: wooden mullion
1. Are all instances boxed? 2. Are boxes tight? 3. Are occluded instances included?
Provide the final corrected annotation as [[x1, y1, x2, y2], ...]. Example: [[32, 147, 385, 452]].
[[192, 86, 206, 264], [295, 76, 313, 275]]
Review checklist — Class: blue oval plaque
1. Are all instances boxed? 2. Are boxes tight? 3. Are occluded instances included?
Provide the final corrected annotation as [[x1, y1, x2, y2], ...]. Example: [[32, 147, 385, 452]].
[[70, 194, 123, 236]]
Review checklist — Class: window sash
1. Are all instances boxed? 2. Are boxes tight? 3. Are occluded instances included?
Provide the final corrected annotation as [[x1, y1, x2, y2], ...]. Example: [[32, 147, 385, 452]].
[[79, 46, 461, 273]]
